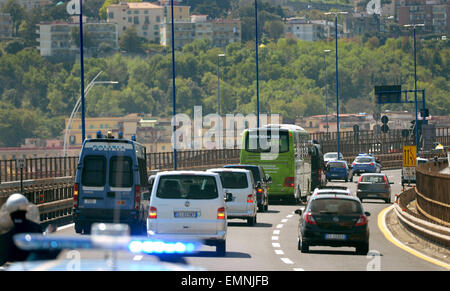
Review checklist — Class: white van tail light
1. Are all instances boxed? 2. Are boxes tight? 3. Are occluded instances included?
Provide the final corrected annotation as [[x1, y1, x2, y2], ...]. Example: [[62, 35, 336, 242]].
[[217, 207, 226, 220], [148, 206, 157, 219]]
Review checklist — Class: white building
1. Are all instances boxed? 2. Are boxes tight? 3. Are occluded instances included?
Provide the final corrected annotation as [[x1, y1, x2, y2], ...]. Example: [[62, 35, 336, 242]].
[[285, 17, 326, 41]]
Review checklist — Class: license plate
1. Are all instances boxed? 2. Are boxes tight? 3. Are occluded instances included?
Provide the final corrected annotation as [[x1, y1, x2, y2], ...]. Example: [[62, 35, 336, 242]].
[[325, 234, 347, 240], [174, 211, 198, 218], [84, 199, 96, 204]]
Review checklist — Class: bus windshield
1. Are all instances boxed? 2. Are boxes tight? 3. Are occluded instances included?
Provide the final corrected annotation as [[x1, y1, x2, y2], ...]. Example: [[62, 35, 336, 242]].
[[245, 130, 289, 153]]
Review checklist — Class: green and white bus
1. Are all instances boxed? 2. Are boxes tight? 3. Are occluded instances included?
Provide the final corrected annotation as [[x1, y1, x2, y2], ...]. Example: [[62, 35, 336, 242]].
[[240, 124, 312, 203]]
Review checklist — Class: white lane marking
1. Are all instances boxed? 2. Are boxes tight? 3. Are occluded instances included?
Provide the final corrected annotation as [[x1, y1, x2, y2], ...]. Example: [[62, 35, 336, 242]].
[[281, 219, 288, 223], [133, 255, 143, 261], [275, 250, 284, 255], [271, 236, 279, 241], [57, 223, 74, 231], [281, 258, 294, 264], [273, 229, 280, 235], [276, 224, 284, 228], [286, 214, 293, 218], [272, 243, 281, 248]]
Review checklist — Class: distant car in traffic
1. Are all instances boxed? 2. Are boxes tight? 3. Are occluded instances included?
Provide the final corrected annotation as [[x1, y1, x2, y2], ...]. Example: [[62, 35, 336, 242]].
[[223, 164, 270, 212], [295, 194, 370, 255], [312, 185, 352, 196], [357, 173, 393, 203], [147, 171, 231, 256], [351, 154, 381, 175], [326, 160, 353, 182], [401, 157, 428, 185], [324, 152, 344, 163], [207, 168, 258, 226]]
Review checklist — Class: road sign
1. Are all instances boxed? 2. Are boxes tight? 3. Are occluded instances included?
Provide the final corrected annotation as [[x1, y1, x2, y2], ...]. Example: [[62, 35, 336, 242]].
[[375, 85, 402, 104], [16, 158, 26, 169], [403, 146, 417, 167]]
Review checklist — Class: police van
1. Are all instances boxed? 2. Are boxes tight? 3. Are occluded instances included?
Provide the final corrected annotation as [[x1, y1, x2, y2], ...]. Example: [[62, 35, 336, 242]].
[[73, 131, 149, 235]]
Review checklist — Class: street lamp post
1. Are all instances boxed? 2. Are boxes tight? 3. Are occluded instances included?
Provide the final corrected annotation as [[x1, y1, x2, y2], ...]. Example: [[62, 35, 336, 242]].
[[323, 49, 331, 137], [255, 0, 260, 127], [79, 0, 86, 143], [217, 54, 225, 116], [63, 71, 118, 156], [325, 11, 347, 156], [170, 0, 177, 170], [404, 23, 424, 156]]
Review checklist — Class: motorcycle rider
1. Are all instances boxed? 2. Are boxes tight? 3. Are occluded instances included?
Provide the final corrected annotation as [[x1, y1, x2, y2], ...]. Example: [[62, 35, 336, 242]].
[[0, 193, 42, 266]]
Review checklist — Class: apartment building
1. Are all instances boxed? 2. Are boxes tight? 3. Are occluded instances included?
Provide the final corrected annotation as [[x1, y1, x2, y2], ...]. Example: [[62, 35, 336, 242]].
[[37, 21, 118, 58], [397, 0, 449, 35], [0, 13, 11, 37], [0, 0, 50, 11], [160, 15, 241, 48], [107, 2, 164, 42], [285, 17, 328, 41]]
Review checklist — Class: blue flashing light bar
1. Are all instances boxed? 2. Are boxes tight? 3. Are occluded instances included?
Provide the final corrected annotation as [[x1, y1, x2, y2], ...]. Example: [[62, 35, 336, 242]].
[[128, 240, 197, 255]]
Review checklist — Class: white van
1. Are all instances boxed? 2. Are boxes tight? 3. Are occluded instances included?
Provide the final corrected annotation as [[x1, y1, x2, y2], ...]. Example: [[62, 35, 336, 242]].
[[207, 168, 258, 226], [146, 171, 231, 256]]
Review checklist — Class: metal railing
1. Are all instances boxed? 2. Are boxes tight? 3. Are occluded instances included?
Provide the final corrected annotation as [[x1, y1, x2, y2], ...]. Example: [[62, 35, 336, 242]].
[[416, 159, 450, 226]]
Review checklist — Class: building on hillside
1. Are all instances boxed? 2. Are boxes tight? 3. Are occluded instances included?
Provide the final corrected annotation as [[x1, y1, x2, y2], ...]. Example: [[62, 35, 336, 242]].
[[285, 17, 338, 41], [106, 2, 164, 42], [397, 0, 449, 35], [0, 13, 11, 37], [0, 0, 50, 11], [37, 21, 118, 59], [160, 15, 241, 48]]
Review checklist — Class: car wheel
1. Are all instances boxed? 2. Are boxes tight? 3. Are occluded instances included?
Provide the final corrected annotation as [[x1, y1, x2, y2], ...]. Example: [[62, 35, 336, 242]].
[[385, 197, 391, 204], [247, 216, 256, 226], [75, 223, 83, 234], [216, 240, 226, 257], [356, 243, 369, 255], [300, 239, 309, 253]]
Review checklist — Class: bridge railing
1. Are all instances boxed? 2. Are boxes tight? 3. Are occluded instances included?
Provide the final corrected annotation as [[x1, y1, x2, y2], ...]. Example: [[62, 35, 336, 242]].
[[416, 159, 450, 226]]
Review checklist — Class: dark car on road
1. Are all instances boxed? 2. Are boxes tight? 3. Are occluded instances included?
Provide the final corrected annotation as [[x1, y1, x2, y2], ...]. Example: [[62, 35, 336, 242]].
[[295, 194, 370, 255], [325, 160, 353, 182], [223, 164, 270, 212], [357, 173, 393, 203]]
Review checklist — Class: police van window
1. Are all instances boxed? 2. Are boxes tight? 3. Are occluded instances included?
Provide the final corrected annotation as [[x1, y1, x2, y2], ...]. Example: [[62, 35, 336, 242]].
[[110, 156, 133, 188], [82, 156, 106, 187]]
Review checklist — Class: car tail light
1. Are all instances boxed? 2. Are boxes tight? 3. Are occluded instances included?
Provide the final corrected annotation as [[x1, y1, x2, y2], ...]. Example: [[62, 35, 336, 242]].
[[217, 207, 226, 220], [383, 176, 389, 190], [355, 214, 367, 226], [148, 206, 157, 219], [304, 212, 317, 225], [284, 177, 295, 187], [247, 194, 254, 203], [134, 185, 141, 210], [352, 162, 356, 166], [370, 162, 374, 166], [73, 183, 79, 208], [357, 176, 363, 188]]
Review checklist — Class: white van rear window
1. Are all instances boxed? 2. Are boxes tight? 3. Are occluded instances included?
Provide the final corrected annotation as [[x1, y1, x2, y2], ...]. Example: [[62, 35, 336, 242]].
[[156, 175, 218, 199]]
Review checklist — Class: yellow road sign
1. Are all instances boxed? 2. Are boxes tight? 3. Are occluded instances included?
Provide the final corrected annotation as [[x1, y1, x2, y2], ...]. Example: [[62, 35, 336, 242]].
[[403, 146, 417, 167]]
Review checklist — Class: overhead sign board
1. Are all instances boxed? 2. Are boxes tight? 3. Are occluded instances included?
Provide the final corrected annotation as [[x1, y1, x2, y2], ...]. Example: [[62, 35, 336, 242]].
[[375, 85, 402, 104]]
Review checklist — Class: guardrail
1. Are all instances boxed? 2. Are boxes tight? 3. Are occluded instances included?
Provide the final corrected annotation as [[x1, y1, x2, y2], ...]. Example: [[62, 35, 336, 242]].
[[395, 188, 450, 247], [416, 159, 450, 226]]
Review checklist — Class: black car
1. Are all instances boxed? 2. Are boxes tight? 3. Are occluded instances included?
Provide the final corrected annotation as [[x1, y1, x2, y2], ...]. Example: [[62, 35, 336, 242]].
[[223, 164, 271, 212], [295, 194, 370, 255]]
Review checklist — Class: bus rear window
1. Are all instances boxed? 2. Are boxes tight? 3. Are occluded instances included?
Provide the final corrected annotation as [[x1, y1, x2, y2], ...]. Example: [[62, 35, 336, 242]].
[[245, 130, 289, 153], [110, 156, 133, 188], [82, 156, 106, 187]]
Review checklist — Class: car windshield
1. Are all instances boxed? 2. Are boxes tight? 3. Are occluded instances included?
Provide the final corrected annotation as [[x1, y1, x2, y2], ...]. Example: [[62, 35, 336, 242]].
[[361, 175, 385, 183], [156, 175, 218, 199], [324, 153, 338, 159], [215, 172, 249, 189], [356, 157, 373, 163], [309, 199, 362, 215]]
